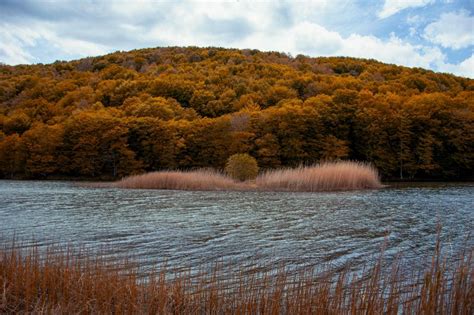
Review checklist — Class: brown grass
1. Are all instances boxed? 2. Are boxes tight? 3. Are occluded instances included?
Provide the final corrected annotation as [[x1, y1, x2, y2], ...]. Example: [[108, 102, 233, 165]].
[[1, 239, 472, 314], [113, 169, 242, 191], [256, 161, 382, 192], [112, 161, 382, 192]]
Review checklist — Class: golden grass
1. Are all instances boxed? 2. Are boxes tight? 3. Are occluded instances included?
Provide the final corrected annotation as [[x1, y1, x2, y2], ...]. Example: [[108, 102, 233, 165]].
[[256, 161, 382, 192], [113, 169, 241, 191], [113, 161, 382, 192], [1, 239, 472, 314]]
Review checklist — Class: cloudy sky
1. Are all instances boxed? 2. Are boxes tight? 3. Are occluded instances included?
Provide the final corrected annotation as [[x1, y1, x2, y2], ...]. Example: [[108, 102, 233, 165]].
[[1, 0, 473, 77]]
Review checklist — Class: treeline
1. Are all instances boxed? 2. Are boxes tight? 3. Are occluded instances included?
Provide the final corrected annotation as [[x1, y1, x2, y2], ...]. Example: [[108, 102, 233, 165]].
[[0, 47, 472, 180]]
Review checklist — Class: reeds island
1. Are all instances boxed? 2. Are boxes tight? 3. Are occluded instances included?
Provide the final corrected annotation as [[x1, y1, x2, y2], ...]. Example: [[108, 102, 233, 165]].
[[113, 161, 382, 192], [1, 240, 472, 314]]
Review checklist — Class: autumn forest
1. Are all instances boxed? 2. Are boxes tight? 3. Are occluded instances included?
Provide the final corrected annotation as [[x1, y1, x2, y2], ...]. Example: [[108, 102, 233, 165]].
[[0, 47, 472, 180]]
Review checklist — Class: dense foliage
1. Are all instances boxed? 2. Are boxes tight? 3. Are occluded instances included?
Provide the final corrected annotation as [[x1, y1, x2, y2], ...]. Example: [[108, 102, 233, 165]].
[[0, 47, 472, 180], [225, 153, 259, 181]]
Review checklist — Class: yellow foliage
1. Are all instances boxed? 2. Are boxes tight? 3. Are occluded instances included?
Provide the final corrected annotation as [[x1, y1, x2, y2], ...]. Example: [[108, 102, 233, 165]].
[[0, 47, 472, 179], [225, 153, 259, 181]]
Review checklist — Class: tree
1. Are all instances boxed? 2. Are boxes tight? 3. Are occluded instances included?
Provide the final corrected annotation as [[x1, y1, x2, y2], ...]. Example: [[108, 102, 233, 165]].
[[177, 117, 233, 168], [123, 96, 197, 120], [255, 133, 281, 168], [22, 123, 65, 177], [190, 89, 215, 116], [395, 110, 416, 179], [3, 111, 31, 135], [0, 47, 471, 180], [63, 111, 141, 178], [127, 117, 179, 171], [264, 85, 298, 107], [0, 134, 25, 178], [320, 135, 350, 161], [225, 153, 259, 181]]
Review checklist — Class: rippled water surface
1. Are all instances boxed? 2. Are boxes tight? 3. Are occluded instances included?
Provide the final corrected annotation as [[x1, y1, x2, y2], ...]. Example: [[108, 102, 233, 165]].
[[1, 180, 473, 272]]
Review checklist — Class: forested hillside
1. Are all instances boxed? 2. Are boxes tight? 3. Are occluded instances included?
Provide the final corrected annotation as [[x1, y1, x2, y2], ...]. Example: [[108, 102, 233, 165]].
[[0, 47, 472, 180]]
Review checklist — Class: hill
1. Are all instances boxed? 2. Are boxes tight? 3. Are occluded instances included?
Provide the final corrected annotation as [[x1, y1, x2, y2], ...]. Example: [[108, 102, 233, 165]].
[[0, 47, 472, 180]]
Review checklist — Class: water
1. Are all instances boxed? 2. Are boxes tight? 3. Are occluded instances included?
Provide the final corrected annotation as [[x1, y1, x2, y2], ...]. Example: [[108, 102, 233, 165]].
[[0, 180, 473, 274]]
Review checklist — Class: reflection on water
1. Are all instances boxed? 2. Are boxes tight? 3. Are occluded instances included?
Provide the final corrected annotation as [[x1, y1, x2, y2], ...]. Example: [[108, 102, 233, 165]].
[[0, 180, 472, 273]]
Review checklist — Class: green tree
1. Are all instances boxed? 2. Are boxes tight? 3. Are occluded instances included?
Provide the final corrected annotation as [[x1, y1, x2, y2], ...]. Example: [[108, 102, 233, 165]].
[[225, 153, 259, 181]]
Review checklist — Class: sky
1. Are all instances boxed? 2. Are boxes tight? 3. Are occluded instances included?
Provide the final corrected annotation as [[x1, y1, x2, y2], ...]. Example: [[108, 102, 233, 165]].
[[0, 0, 473, 78]]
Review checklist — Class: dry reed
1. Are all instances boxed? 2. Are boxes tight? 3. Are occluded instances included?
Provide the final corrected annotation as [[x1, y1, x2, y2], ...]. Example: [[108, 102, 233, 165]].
[[1, 239, 472, 314], [113, 169, 242, 191], [256, 161, 382, 192], [113, 161, 382, 192]]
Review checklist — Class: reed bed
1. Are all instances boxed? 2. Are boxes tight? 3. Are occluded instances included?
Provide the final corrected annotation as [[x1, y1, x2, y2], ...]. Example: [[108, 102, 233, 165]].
[[256, 162, 382, 192], [1, 240, 472, 314], [114, 169, 243, 191], [113, 161, 382, 192]]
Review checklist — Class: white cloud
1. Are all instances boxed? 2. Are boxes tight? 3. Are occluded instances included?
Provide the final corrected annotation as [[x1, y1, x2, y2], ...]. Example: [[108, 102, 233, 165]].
[[0, 0, 472, 78], [0, 42, 33, 65], [407, 14, 422, 25], [0, 23, 41, 64], [47, 36, 108, 57], [378, 0, 435, 19], [337, 34, 445, 69], [109, 0, 157, 17], [423, 10, 474, 49], [0, 21, 107, 65], [437, 54, 474, 78], [288, 22, 344, 55], [238, 22, 473, 77]]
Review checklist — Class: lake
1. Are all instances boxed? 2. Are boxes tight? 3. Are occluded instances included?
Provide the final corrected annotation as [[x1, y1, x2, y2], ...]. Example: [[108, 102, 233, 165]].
[[1, 180, 472, 274]]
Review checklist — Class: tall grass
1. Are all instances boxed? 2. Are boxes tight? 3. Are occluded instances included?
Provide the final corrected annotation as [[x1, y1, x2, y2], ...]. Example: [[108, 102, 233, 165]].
[[256, 161, 382, 192], [113, 161, 382, 192], [1, 240, 472, 314], [114, 169, 242, 191]]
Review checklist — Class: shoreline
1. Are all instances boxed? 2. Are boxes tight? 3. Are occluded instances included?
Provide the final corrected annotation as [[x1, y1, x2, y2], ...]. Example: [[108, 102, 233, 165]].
[[1, 176, 473, 183]]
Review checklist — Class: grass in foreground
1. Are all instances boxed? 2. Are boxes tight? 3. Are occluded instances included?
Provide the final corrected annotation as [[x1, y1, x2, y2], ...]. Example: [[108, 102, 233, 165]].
[[113, 161, 382, 192], [1, 240, 472, 314]]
